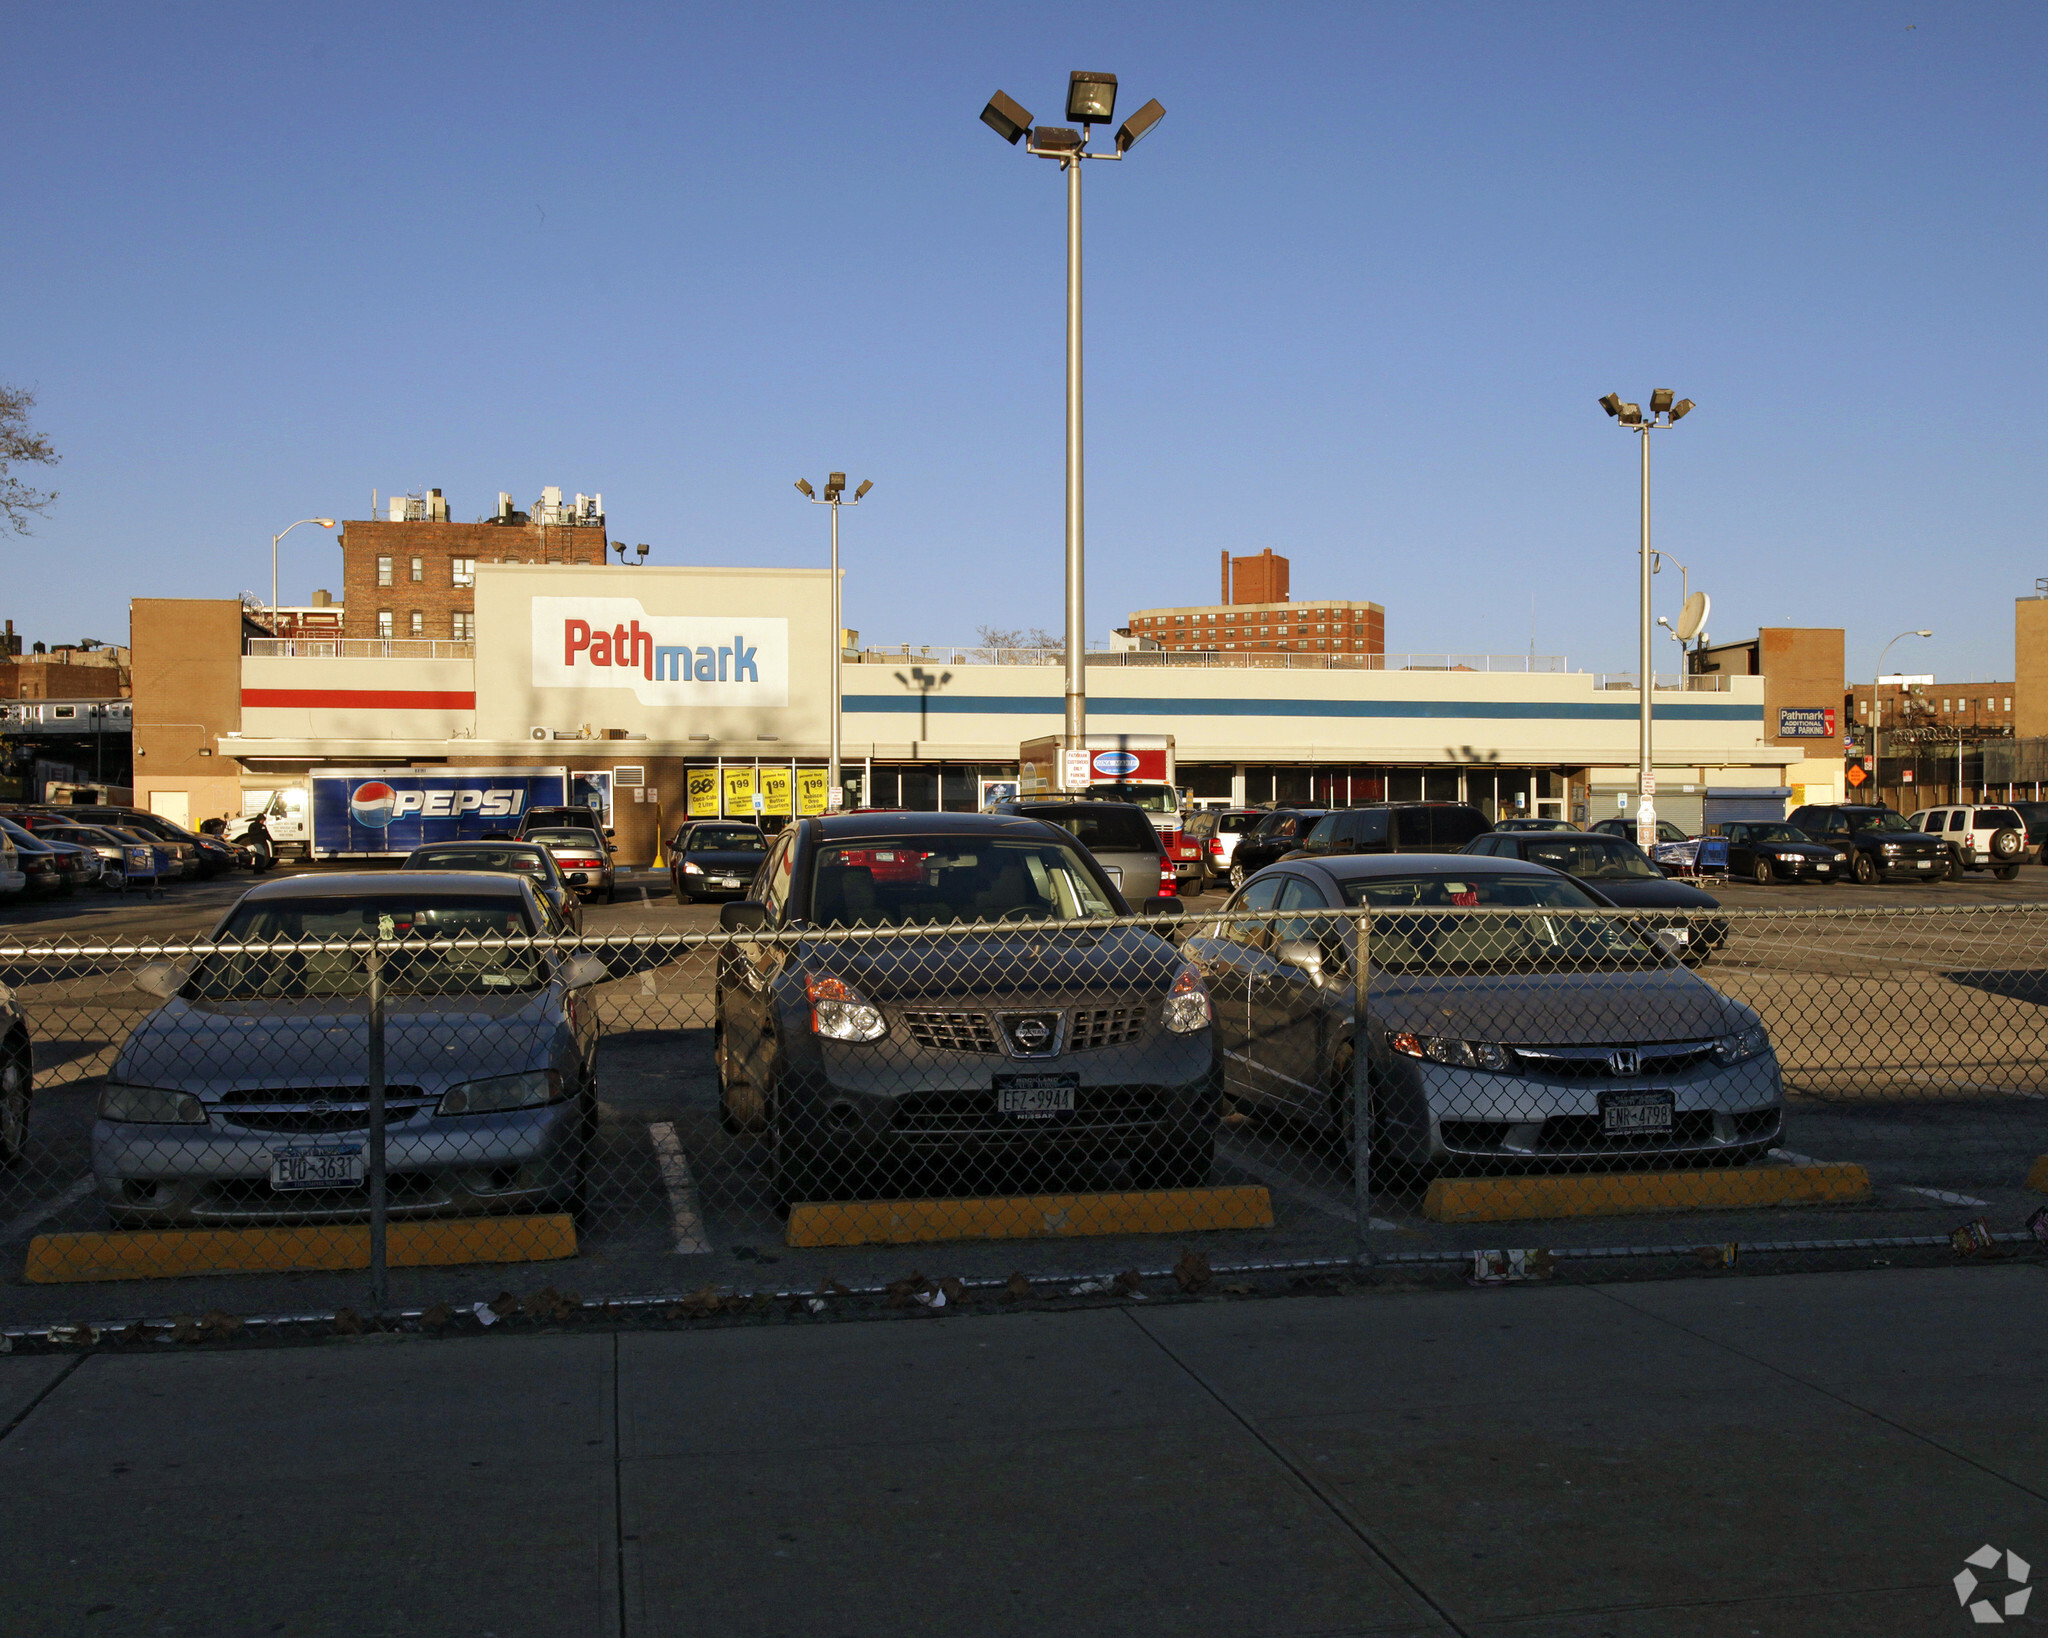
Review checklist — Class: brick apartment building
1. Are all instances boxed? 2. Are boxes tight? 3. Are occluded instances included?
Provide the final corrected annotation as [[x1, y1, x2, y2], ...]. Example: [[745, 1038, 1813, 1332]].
[[1845, 678, 2015, 740], [335, 487, 612, 640], [1126, 550, 1386, 656]]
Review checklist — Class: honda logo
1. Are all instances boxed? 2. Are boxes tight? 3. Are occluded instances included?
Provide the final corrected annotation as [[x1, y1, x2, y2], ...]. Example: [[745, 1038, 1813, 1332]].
[[1608, 1049, 1643, 1077]]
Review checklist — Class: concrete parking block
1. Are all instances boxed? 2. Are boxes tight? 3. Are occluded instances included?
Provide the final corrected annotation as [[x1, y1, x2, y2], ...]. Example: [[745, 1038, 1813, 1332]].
[[620, 1425, 1453, 1638], [23, 1214, 580, 1282], [1421, 1162, 1870, 1222], [783, 1185, 1274, 1247]]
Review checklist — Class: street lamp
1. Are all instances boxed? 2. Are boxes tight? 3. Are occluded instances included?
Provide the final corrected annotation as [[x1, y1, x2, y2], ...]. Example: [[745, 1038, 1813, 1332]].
[[1599, 390, 1695, 849], [797, 473, 872, 811], [270, 518, 338, 634], [1867, 629, 1933, 805], [982, 72, 1166, 779]]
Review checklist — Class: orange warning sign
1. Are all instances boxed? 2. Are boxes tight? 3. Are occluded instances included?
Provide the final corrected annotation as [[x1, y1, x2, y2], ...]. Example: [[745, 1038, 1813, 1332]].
[[1846, 763, 1867, 787]]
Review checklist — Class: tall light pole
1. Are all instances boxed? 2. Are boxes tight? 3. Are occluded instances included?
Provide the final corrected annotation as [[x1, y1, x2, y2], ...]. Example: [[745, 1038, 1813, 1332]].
[[270, 517, 337, 634], [982, 74, 1165, 779], [1869, 629, 1933, 806], [1599, 390, 1694, 849], [796, 474, 872, 810]]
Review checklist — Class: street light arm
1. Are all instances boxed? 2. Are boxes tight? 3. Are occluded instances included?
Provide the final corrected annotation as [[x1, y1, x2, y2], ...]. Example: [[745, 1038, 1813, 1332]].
[[269, 517, 339, 632]]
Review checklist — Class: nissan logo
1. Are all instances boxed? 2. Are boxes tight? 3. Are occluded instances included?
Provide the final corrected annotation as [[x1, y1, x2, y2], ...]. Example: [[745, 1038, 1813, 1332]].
[[1013, 1018, 1053, 1050], [1608, 1049, 1642, 1077]]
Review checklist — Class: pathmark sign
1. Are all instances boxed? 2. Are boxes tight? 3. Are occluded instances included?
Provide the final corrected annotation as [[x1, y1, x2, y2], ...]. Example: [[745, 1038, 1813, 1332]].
[[530, 598, 790, 706]]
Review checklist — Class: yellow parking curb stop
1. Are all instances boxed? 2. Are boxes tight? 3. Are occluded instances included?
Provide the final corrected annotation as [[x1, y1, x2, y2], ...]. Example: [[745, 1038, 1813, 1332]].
[[1422, 1165, 1872, 1225], [23, 1216, 579, 1284], [785, 1186, 1274, 1248], [2026, 1155, 2048, 1195]]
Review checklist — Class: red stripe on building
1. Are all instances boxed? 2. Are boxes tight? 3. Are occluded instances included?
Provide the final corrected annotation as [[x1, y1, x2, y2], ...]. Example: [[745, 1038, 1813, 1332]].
[[240, 689, 477, 710]]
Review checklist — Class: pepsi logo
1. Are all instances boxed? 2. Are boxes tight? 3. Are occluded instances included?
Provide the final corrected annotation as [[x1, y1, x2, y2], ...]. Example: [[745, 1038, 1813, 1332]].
[[349, 782, 399, 829]]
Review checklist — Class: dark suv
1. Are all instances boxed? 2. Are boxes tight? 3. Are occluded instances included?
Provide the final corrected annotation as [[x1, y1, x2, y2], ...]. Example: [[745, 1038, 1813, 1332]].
[[1787, 804, 1949, 883], [1282, 803, 1494, 867], [1223, 808, 1329, 890]]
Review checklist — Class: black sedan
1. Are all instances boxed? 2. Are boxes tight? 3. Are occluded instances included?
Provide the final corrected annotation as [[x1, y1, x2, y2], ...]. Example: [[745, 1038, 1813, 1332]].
[[1716, 822, 1850, 886], [714, 812, 1215, 1204], [669, 821, 770, 903], [1463, 829, 1727, 962]]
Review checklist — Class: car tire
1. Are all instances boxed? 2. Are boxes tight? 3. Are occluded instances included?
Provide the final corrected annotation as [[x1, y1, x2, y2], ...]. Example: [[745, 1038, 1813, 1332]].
[[605, 878, 618, 904], [1229, 863, 1247, 891], [1751, 855, 1774, 886], [673, 882, 693, 905], [1947, 848, 1969, 882], [0, 1041, 31, 1164], [1992, 827, 2023, 861], [1852, 851, 1878, 885], [714, 1012, 763, 1135]]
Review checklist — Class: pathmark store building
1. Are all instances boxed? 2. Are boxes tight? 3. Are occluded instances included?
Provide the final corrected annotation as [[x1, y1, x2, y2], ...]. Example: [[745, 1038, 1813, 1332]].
[[132, 564, 1841, 865]]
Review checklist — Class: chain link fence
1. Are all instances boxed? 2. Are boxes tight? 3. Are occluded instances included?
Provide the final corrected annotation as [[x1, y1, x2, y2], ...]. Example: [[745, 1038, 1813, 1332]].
[[2, 899, 2045, 1340]]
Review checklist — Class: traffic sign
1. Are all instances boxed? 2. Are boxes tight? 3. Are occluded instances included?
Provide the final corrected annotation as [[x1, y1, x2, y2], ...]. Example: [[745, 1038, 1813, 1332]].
[[1846, 763, 1867, 787]]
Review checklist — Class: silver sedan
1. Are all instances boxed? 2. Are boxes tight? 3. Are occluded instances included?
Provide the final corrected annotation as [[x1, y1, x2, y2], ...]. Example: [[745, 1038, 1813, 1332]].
[[92, 873, 605, 1226]]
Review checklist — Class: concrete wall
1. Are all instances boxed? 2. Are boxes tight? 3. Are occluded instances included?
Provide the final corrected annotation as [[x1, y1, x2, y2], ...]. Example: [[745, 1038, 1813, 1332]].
[[2016, 598, 2048, 740], [130, 599, 246, 827], [238, 655, 477, 742]]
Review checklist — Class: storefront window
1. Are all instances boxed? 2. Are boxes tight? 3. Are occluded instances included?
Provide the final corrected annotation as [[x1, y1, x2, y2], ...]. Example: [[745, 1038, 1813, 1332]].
[[899, 768, 939, 811]]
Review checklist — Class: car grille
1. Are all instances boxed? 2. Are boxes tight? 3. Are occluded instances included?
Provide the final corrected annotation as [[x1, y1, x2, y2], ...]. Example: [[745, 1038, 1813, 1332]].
[[1506, 1043, 1719, 1078], [900, 1006, 1146, 1055], [889, 1087, 1163, 1136], [212, 1088, 435, 1133]]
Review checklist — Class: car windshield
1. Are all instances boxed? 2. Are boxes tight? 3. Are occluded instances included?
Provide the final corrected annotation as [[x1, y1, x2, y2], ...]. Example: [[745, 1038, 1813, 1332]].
[[809, 839, 1119, 928], [1743, 824, 1811, 845], [1847, 810, 1917, 834], [527, 828, 605, 849], [191, 895, 545, 998], [688, 828, 767, 853], [405, 848, 549, 878], [1515, 837, 1662, 881], [1338, 873, 1666, 973]]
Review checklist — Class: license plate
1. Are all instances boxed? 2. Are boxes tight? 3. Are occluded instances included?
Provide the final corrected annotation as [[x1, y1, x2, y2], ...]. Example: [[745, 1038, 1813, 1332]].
[[994, 1073, 1079, 1120], [1601, 1091, 1674, 1135], [713, 877, 741, 888], [1815, 863, 1829, 872], [269, 1145, 365, 1191], [1915, 860, 1932, 870]]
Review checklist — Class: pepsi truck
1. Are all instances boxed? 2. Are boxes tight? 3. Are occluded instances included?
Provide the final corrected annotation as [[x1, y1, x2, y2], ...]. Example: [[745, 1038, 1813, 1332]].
[[1015, 735, 1202, 889], [263, 768, 612, 860]]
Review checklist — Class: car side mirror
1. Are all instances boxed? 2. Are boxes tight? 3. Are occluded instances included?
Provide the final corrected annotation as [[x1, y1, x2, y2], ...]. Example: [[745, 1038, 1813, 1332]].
[[561, 952, 608, 990], [132, 961, 183, 1000], [721, 901, 769, 933], [1277, 937, 1324, 984]]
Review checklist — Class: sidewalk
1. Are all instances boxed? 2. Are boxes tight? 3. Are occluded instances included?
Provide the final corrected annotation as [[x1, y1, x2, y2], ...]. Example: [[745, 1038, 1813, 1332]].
[[2, 1264, 2043, 1637]]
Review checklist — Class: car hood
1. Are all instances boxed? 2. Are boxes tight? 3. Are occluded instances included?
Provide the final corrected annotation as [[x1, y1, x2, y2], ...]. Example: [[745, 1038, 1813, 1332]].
[[682, 850, 769, 871], [1852, 830, 1945, 850], [1370, 966, 1753, 1045], [1577, 879, 1722, 910], [112, 990, 564, 1097], [1753, 840, 1842, 858], [799, 926, 1183, 1005]]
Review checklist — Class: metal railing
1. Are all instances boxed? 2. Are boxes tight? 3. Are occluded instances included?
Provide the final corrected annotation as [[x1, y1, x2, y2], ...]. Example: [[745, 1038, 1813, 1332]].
[[245, 639, 476, 660], [850, 647, 1572, 672]]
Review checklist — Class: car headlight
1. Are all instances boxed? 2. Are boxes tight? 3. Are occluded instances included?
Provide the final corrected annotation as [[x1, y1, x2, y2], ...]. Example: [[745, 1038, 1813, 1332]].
[[1389, 1032, 1511, 1071], [1162, 961, 1211, 1034], [1714, 1025, 1770, 1066], [681, 861, 703, 875], [99, 1083, 206, 1124], [805, 972, 885, 1042], [437, 1069, 564, 1115], [1775, 853, 1804, 863], [1881, 842, 1901, 854], [1834, 852, 1849, 864]]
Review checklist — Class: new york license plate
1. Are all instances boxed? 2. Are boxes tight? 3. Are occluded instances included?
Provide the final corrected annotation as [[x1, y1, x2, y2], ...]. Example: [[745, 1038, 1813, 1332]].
[[1600, 1091, 1674, 1135], [994, 1073, 1079, 1119], [269, 1145, 365, 1191]]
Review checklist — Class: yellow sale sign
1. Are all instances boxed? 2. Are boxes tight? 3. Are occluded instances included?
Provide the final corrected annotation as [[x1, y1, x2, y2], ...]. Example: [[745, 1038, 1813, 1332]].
[[723, 767, 758, 815], [797, 767, 829, 817], [761, 767, 793, 817], [686, 769, 720, 817]]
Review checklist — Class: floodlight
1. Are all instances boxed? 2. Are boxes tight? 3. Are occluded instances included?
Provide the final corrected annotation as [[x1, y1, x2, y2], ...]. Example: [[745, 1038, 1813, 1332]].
[[613, 542, 627, 560], [1034, 126, 1082, 153], [1067, 71, 1117, 125], [1649, 388, 1674, 415], [1619, 403, 1643, 425], [828, 472, 846, 491], [314, 518, 337, 528], [1115, 98, 1165, 154], [1669, 398, 1695, 422], [853, 480, 873, 500], [794, 479, 816, 498], [980, 91, 1033, 144], [1599, 393, 1622, 417], [636, 543, 649, 561]]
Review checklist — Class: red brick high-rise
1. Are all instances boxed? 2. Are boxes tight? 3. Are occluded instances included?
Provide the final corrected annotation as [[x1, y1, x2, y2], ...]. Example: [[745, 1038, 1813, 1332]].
[[1135, 550, 1383, 657]]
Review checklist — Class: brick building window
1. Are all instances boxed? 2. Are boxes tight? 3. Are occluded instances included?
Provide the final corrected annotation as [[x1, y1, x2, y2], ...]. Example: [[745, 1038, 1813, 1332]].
[[376, 610, 394, 638], [410, 556, 423, 582], [409, 612, 423, 638], [452, 611, 474, 640], [452, 558, 476, 587], [376, 556, 393, 587]]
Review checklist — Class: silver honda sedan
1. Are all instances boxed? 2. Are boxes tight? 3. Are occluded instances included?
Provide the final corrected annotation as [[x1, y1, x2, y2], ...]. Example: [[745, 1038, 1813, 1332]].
[[91, 873, 604, 1226]]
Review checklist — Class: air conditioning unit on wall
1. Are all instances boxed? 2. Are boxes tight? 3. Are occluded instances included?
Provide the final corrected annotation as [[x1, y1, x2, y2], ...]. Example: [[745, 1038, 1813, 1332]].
[[528, 726, 549, 742]]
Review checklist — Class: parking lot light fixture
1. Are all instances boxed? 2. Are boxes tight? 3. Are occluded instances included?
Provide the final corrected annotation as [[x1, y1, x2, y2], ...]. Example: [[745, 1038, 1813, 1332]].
[[798, 475, 873, 813], [1599, 390, 1695, 849], [1868, 629, 1934, 802], [269, 517, 338, 635], [980, 70, 1166, 773]]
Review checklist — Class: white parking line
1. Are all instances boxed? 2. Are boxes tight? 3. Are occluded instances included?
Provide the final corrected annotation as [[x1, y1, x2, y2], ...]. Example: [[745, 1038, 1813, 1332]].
[[0, 1176, 93, 1245], [1218, 1141, 1397, 1230], [647, 1121, 712, 1254], [1897, 1185, 1990, 1207]]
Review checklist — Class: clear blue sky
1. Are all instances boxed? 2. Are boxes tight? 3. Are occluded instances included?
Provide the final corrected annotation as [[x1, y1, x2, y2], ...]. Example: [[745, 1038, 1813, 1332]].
[[8, 2, 2042, 683]]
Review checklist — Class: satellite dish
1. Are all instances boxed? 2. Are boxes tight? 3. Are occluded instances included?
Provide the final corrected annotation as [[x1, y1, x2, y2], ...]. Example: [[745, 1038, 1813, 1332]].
[[1676, 591, 1711, 643]]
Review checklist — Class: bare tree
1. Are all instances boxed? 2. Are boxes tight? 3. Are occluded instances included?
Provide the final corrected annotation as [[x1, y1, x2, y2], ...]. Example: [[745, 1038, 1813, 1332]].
[[0, 384, 60, 535], [974, 624, 1063, 662]]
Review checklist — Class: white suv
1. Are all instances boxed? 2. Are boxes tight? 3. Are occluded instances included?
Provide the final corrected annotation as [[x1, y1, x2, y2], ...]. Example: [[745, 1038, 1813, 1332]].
[[1907, 805, 2028, 880]]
